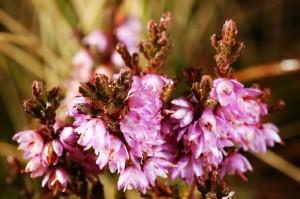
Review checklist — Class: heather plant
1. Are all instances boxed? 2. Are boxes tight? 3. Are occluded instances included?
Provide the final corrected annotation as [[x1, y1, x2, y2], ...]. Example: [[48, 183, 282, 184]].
[[11, 11, 284, 199]]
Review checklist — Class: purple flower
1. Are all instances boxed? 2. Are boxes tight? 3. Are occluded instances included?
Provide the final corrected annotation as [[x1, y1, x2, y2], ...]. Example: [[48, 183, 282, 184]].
[[261, 123, 281, 147], [171, 155, 204, 184], [68, 96, 91, 126], [13, 130, 44, 159], [187, 108, 231, 163], [96, 135, 129, 173], [120, 74, 172, 158], [118, 166, 148, 194], [75, 118, 108, 151], [168, 98, 194, 128], [236, 97, 267, 124], [72, 50, 93, 81], [60, 127, 77, 146], [41, 140, 63, 166], [42, 167, 69, 192], [25, 156, 47, 178], [83, 30, 108, 52], [116, 16, 141, 52], [210, 78, 243, 107], [143, 158, 172, 186], [220, 153, 252, 180], [112, 17, 141, 67]]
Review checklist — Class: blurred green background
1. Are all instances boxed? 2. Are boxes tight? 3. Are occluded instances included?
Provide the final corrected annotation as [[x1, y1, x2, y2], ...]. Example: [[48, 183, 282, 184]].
[[0, 0, 300, 198]]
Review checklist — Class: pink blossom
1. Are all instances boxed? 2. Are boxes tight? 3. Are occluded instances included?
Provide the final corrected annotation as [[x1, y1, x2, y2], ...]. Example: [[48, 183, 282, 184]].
[[25, 156, 47, 178], [83, 30, 108, 52], [75, 118, 108, 151], [72, 50, 93, 81], [118, 166, 149, 194], [112, 17, 141, 67], [221, 153, 252, 180], [171, 155, 204, 184], [116, 17, 141, 52], [13, 130, 44, 160], [42, 168, 69, 192], [168, 98, 194, 128], [96, 135, 129, 173], [143, 158, 172, 186], [261, 123, 281, 147], [60, 127, 77, 146], [210, 78, 244, 107]]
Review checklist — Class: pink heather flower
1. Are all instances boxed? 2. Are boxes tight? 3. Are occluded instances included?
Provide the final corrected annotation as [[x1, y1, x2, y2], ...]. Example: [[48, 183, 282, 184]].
[[210, 78, 244, 107], [116, 16, 141, 52], [120, 111, 164, 158], [112, 17, 141, 67], [171, 155, 204, 184], [83, 30, 108, 52], [25, 156, 47, 178], [261, 123, 281, 147], [41, 140, 63, 166], [96, 135, 129, 173], [118, 166, 149, 194], [168, 98, 194, 128], [68, 96, 91, 126], [143, 158, 171, 186], [42, 168, 69, 192], [220, 153, 252, 180], [188, 108, 232, 162], [75, 118, 108, 151], [236, 97, 268, 124], [72, 50, 93, 81], [60, 127, 77, 146], [13, 130, 44, 160], [120, 74, 173, 158]]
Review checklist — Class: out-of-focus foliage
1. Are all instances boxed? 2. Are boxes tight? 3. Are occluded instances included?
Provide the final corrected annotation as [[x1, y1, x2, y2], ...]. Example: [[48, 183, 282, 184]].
[[0, 0, 300, 198]]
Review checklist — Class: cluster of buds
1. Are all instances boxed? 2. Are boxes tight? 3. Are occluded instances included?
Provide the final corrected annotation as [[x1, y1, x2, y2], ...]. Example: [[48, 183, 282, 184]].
[[12, 13, 283, 199]]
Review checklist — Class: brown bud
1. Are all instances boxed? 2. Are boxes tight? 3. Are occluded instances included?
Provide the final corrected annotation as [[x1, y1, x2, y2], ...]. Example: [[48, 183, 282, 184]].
[[32, 81, 45, 99], [159, 11, 172, 30], [192, 75, 213, 103], [115, 42, 133, 68], [160, 83, 174, 103], [211, 19, 245, 77]]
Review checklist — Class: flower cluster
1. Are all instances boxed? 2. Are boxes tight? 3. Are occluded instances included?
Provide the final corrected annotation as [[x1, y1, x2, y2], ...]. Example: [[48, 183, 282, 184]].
[[167, 78, 281, 184], [13, 82, 100, 194], [69, 72, 174, 193], [12, 12, 283, 198], [13, 82, 69, 192]]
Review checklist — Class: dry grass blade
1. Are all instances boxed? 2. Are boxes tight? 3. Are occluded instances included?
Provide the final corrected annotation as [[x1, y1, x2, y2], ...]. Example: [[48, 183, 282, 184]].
[[0, 57, 28, 129], [0, 33, 69, 77], [0, 10, 70, 76], [0, 42, 44, 78], [29, 0, 78, 60], [75, 0, 105, 32], [0, 9, 31, 36], [236, 59, 300, 81], [253, 151, 300, 183]]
